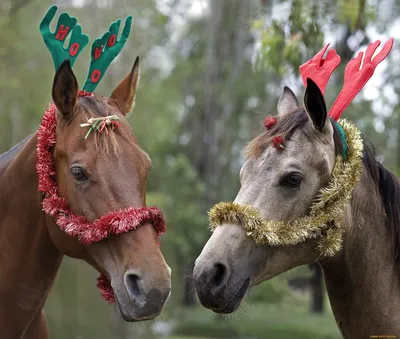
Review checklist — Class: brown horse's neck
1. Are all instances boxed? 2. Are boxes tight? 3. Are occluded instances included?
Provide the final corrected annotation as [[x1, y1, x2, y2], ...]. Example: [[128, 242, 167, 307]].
[[0, 133, 62, 337], [321, 168, 400, 339]]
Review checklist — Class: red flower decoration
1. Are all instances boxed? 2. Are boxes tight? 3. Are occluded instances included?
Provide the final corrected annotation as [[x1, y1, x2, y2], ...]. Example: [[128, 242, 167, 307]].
[[272, 135, 285, 150], [78, 90, 95, 97], [264, 116, 277, 129]]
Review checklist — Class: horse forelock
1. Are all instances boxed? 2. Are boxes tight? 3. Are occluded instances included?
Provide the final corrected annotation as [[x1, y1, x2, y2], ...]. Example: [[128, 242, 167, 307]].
[[70, 96, 126, 156], [243, 108, 344, 159]]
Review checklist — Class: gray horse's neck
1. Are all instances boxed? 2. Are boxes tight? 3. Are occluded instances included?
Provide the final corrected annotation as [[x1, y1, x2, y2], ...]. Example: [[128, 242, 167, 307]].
[[0, 133, 62, 338], [321, 168, 400, 338]]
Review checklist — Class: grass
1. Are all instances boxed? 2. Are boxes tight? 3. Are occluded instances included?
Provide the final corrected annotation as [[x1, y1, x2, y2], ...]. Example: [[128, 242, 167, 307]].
[[165, 293, 341, 339], [165, 287, 341, 339], [46, 262, 341, 339]]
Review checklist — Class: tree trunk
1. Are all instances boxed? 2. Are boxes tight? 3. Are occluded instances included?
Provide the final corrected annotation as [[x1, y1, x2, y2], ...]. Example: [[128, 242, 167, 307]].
[[309, 263, 324, 313], [180, 0, 254, 307], [59, 259, 79, 338], [182, 261, 197, 307]]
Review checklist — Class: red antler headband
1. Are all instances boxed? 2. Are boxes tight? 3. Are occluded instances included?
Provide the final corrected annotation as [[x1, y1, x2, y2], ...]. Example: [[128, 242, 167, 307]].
[[299, 43, 341, 95], [300, 38, 394, 121]]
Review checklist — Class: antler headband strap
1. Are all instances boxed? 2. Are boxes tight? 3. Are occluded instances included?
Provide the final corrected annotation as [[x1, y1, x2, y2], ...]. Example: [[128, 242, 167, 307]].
[[299, 38, 394, 121], [39, 5, 132, 93]]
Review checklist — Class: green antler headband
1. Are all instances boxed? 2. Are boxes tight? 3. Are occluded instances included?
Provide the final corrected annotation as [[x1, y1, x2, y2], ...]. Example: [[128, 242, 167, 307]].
[[82, 16, 132, 92], [39, 5, 132, 93], [40, 5, 89, 70]]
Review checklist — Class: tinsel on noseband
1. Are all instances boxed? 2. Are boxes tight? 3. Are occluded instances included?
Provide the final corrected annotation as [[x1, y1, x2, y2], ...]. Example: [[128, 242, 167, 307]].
[[208, 119, 363, 257], [36, 91, 166, 303]]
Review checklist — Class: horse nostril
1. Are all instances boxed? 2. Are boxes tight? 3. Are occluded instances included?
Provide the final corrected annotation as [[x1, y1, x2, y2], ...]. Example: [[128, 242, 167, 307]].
[[124, 272, 142, 300], [212, 262, 227, 288]]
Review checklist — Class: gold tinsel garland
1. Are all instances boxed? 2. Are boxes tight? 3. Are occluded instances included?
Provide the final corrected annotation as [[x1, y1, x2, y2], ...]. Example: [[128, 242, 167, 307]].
[[208, 119, 364, 257]]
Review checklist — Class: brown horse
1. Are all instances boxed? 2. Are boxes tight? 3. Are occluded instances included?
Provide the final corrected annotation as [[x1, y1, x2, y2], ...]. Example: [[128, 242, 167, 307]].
[[193, 79, 400, 338], [0, 58, 171, 337]]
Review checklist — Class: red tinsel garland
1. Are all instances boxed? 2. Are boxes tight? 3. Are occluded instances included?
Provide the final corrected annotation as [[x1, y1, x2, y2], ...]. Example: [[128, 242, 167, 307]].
[[36, 91, 166, 303], [97, 274, 116, 303]]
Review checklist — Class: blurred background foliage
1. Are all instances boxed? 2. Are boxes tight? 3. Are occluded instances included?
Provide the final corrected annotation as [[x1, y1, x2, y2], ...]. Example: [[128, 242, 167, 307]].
[[0, 0, 399, 338]]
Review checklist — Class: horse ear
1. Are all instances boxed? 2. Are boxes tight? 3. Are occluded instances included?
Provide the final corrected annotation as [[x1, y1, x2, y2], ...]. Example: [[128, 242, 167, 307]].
[[277, 86, 299, 115], [109, 56, 140, 115], [304, 78, 327, 132], [52, 60, 79, 117]]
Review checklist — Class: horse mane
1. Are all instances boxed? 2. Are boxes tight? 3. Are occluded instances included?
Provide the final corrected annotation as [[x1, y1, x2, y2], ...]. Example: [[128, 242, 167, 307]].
[[244, 108, 400, 268], [77, 96, 122, 155], [361, 138, 400, 269]]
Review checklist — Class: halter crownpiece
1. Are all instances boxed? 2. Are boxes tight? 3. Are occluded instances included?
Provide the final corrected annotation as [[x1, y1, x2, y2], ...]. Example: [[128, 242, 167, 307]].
[[210, 38, 394, 256], [37, 6, 165, 303]]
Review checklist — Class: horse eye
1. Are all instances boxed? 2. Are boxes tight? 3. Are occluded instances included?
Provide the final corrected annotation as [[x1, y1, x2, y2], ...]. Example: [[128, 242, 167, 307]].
[[71, 166, 88, 181], [281, 172, 303, 188]]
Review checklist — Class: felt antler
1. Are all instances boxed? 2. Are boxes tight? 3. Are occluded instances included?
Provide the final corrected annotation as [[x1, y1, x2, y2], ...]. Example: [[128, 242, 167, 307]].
[[82, 16, 133, 92], [299, 43, 341, 95], [40, 5, 89, 70], [329, 38, 394, 121]]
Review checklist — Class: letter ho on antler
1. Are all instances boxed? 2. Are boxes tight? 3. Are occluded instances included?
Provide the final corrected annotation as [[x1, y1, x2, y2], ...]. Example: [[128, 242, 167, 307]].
[[39, 5, 132, 94], [82, 17, 132, 93], [40, 5, 89, 70]]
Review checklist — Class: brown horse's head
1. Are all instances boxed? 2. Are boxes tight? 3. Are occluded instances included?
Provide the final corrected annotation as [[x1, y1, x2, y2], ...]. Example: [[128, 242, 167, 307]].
[[45, 59, 171, 321]]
